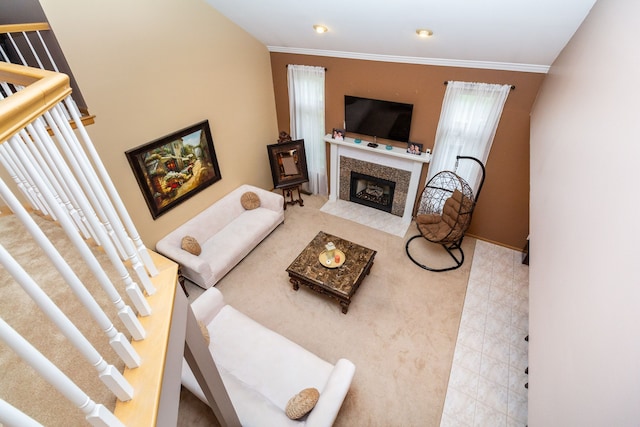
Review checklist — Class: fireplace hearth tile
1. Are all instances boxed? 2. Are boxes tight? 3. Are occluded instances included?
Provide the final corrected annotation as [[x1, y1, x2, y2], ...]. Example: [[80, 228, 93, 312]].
[[320, 199, 411, 238]]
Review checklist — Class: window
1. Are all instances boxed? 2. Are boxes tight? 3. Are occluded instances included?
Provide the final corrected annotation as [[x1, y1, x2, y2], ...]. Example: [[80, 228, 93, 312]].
[[428, 81, 511, 193]]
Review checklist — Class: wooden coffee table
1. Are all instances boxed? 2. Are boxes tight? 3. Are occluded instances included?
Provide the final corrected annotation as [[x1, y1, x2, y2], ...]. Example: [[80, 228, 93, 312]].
[[286, 231, 376, 314]]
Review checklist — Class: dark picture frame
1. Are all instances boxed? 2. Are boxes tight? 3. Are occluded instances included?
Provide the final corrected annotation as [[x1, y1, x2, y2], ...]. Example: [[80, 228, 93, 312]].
[[406, 142, 423, 155], [125, 120, 222, 219], [266, 139, 309, 189]]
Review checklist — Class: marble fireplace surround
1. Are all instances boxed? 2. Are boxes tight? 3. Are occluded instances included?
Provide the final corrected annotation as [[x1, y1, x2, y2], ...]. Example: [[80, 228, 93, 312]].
[[325, 135, 430, 224]]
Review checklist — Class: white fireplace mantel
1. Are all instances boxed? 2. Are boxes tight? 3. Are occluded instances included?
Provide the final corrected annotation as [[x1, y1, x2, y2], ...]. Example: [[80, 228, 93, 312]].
[[325, 135, 430, 224]]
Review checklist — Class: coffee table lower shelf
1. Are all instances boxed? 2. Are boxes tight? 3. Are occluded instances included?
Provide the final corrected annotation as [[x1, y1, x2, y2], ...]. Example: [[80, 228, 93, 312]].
[[288, 263, 373, 314]]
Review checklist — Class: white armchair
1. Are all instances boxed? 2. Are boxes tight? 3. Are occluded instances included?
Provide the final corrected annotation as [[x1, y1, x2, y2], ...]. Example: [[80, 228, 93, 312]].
[[182, 287, 356, 426]]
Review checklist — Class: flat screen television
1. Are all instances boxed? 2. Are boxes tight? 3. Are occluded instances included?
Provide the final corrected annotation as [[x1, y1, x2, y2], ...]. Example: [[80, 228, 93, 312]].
[[344, 95, 414, 143]]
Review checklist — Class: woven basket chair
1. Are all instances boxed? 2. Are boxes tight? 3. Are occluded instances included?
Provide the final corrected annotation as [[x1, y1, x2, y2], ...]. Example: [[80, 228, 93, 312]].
[[405, 155, 485, 272]]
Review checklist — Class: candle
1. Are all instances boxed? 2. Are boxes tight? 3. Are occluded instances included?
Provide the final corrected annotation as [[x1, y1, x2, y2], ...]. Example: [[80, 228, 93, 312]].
[[325, 242, 336, 259]]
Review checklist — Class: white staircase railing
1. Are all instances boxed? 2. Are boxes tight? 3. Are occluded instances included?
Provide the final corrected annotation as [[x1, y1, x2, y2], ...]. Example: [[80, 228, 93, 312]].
[[0, 317, 127, 427], [0, 23, 239, 427], [0, 60, 147, 426]]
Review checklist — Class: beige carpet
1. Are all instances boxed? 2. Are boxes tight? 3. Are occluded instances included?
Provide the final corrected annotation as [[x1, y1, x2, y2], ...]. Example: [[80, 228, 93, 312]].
[[0, 194, 475, 426], [182, 194, 475, 426]]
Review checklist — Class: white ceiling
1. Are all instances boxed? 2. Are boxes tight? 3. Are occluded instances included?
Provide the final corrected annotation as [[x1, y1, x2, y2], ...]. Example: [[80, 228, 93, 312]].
[[205, 0, 597, 73]]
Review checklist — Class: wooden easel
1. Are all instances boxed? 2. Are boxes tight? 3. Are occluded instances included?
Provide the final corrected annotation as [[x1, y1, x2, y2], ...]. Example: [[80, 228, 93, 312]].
[[280, 184, 304, 209]]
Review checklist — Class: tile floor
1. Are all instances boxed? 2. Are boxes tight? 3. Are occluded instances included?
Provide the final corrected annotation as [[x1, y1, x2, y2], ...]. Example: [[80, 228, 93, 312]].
[[440, 240, 529, 427]]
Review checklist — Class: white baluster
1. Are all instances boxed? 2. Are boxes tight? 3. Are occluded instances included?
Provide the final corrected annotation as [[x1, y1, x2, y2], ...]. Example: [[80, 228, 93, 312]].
[[64, 96, 159, 277], [0, 40, 10, 62], [4, 134, 146, 338], [0, 318, 126, 427], [1, 78, 95, 244], [0, 176, 141, 367], [31, 114, 102, 245], [45, 106, 126, 258], [48, 105, 157, 294], [5, 32, 28, 66], [23, 29, 72, 121], [21, 125, 92, 239], [9, 134, 80, 235], [0, 83, 52, 216], [0, 142, 40, 211], [0, 399, 43, 427], [0, 142, 51, 217], [28, 116, 153, 313], [36, 29, 59, 71], [0, 243, 133, 401]]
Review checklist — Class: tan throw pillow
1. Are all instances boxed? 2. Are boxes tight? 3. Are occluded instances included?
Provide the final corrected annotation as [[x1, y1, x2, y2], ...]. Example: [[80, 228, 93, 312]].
[[285, 388, 320, 420], [198, 320, 210, 345], [240, 191, 261, 210], [181, 235, 201, 256]]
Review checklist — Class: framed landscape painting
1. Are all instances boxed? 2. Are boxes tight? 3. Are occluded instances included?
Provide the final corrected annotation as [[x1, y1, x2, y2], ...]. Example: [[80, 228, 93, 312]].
[[125, 120, 222, 219]]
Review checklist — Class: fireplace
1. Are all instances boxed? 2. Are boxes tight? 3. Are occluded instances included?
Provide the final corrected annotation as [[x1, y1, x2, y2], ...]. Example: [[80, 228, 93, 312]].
[[349, 172, 395, 213], [326, 135, 430, 224], [339, 156, 410, 217]]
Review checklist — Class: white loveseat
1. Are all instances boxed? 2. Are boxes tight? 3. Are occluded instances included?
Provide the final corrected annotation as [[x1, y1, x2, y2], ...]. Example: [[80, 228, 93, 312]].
[[182, 286, 356, 426], [156, 184, 284, 289]]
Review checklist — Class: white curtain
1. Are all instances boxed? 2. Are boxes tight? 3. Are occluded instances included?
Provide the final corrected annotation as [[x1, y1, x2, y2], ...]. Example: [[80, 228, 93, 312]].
[[428, 81, 511, 195], [287, 65, 327, 195]]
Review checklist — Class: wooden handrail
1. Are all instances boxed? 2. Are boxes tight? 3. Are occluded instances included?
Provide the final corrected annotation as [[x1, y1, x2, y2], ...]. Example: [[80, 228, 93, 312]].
[[0, 22, 50, 34], [0, 22, 95, 130], [114, 251, 180, 426], [0, 62, 71, 143]]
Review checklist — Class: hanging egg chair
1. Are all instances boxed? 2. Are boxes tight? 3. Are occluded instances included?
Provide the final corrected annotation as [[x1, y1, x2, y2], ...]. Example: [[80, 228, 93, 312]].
[[405, 155, 485, 272]]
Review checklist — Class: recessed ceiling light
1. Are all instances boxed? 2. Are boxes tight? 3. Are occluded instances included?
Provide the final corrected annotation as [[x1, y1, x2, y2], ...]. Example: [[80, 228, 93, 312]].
[[313, 25, 328, 34], [416, 29, 433, 38]]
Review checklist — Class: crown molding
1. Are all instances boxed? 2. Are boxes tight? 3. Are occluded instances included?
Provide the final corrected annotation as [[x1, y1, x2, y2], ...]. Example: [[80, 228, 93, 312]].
[[267, 46, 549, 74]]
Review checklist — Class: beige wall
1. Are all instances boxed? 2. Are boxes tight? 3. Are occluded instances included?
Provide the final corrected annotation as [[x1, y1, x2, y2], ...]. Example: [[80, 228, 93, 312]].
[[38, 0, 278, 246], [529, 0, 640, 425], [270, 53, 544, 249]]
